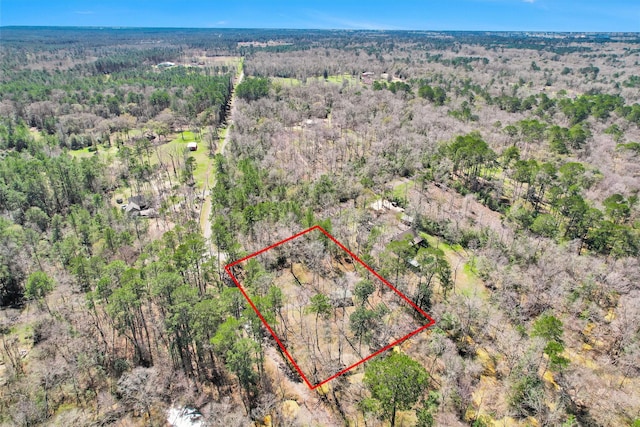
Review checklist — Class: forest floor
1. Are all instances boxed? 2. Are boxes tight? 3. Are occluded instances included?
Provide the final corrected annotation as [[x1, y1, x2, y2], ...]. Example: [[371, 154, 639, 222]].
[[229, 226, 429, 389], [262, 346, 339, 425]]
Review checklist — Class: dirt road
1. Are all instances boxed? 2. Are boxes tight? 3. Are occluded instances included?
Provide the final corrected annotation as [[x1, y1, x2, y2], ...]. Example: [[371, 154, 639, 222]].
[[201, 68, 244, 244]]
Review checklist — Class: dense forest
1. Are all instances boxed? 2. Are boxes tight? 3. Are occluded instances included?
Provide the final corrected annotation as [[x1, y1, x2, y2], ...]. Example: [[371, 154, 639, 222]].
[[0, 27, 639, 426]]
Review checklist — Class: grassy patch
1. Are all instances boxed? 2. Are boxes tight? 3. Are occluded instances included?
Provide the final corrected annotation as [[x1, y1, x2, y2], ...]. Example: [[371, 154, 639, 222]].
[[156, 131, 214, 190], [464, 257, 478, 277], [67, 145, 118, 159], [392, 180, 415, 200], [420, 232, 464, 252], [272, 74, 356, 87], [419, 231, 486, 298], [192, 159, 209, 188], [10, 322, 33, 345], [54, 402, 78, 414], [272, 77, 302, 86], [112, 187, 134, 206], [237, 57, 244, 77], [309, 74, 357, 85], [328, 74, 356, 84], [66, 147, 94, 159], [175, 131, 197, 143], [28, 129, 42, 140]]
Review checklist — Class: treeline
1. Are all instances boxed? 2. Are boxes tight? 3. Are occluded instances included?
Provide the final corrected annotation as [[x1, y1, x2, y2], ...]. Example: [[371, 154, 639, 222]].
[[93, 47, 183, 74], [235, 77, 269, 102], [301, 71, 640, 132], [425, 53, 489, 71], [1, 65, 231, 120], [0, 64, 231, 151]]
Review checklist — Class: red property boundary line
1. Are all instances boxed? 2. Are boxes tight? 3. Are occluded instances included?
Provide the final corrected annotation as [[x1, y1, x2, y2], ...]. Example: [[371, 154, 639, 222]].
[[224, 225, 436, 390]]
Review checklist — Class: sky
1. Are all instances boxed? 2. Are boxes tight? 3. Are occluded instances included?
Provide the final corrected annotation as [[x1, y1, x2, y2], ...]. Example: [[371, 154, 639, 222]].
[[0, 0, 638, 32]]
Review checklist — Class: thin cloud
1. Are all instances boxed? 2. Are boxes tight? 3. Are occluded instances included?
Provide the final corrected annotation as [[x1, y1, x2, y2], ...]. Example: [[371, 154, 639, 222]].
[[303, 9, 400, 30], [523, 0, 535, 3]]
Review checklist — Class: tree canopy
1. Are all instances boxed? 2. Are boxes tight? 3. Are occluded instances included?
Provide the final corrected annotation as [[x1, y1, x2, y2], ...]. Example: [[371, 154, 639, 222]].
[[364, 352, 429, 426]]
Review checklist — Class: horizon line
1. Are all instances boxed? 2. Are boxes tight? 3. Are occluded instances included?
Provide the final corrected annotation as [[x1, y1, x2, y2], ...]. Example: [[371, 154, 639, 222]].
[[1, 25, 638, 34]]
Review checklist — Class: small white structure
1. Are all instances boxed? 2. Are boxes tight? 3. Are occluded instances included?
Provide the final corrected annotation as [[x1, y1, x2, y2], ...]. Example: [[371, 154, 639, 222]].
[[167, 406, 203, 427], [370, 199, 404, 213], [400, 214, 415, 225], [187, 142, 197, 151], [362, 71, 375, 84]]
